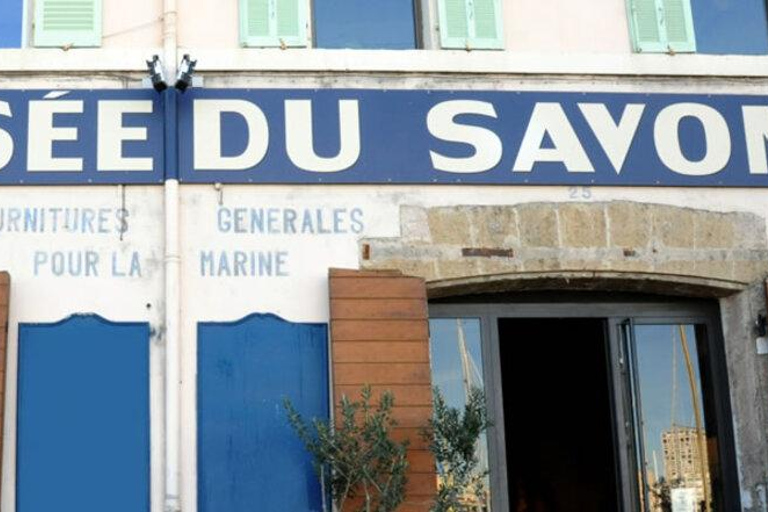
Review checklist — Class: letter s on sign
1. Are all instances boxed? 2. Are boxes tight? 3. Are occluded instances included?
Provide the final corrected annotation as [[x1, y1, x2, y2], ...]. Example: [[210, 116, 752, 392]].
[[427, 100, 503, 173], [0, 101, 13, 171]]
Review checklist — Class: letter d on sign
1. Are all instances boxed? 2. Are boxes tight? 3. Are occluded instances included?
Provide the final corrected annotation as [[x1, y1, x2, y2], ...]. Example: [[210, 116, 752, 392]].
[[193, 100, 269, 171]]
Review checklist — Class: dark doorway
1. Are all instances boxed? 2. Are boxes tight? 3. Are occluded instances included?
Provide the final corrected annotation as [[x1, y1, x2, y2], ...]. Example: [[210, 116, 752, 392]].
[[499, 318, 619, 512]]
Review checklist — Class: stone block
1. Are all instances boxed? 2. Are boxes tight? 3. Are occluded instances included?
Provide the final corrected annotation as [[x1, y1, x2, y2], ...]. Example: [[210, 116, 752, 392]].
[[521, 258, 562, 272], [399, 206, 431, 242], [733, 213, 768, 251], [517, 204, 559, 248], [469, 206, 519, 247], [606, 259, 654, 273], [695, 212, 735, 249], [560, 203, 607, 248], [607, 202, 651, 248], [427, 208, 470, 245], [436, 259, 484, 280], [653, 260, 696, 276], [480, 258, 523, 275], [364, 259, 438, 281], [693, 260, 734, 280], [652, 206, 695, 249], [731, 260, 768, 283], [559, 259, 611, 271]]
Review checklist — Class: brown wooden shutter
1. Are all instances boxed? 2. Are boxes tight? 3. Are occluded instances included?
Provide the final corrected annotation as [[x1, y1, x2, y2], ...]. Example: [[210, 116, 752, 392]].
[[0, 272, 9, 498], [329, 268, 435, 512]]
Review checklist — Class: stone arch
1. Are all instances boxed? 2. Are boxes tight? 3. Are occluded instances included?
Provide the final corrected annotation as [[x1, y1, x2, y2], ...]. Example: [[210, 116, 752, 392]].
[[426, 270, 747, 299], [360, 201, 768, 293]]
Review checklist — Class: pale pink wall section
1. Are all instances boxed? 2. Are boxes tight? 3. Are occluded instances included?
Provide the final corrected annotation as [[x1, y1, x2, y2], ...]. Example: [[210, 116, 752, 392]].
[[504, 0, 633, 53], [103, 0, 636, 52], [177, 0, 239, 48], [102, 0, 163, 47]]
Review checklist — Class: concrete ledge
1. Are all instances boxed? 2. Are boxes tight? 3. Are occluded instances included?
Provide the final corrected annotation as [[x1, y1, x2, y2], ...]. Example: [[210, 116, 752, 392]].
[[190, 48, 768, 79], [0, 48, 161, 72]]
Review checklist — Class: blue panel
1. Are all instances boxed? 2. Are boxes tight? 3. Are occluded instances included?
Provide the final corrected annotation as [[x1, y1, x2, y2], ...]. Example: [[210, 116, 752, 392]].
[[693, 0, 768, 55], [0, 90, 164, 184], [198, 313, 329, 512], [178, 89, 768, 187], [17, 315, 150, 512], [0, 0, 22, 48], [315, 0, 416, 49]]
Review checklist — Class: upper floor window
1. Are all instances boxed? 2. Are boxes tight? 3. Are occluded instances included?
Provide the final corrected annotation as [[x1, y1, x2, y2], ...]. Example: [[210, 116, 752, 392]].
[[437, 0, 503, 50], [628, 0, 768, 54], [238, 0, 504, 50], [33, 0, 102, 47], [0, 0, 24, 48], [1, 0, 103, 48], [314, 0, 417, 49]]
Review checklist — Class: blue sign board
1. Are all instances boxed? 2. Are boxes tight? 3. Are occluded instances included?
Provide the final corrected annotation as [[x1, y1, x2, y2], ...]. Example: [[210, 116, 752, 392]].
[[0, 89, 164, 184], [2, 88, 768, 186]]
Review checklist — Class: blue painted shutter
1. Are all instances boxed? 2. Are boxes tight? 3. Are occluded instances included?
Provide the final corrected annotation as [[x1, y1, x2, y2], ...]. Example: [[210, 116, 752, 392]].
[[240, 0, 307, 47], [17, 315, 150, 512], [438, 0, 503, 50], [34, 0, 102, 47], [629, 0, 696, 53], [198, 313, 328, 512]]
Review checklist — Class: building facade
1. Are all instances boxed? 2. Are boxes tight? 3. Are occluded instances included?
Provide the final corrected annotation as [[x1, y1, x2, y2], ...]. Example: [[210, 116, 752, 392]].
[[1, 0, 768, 511]]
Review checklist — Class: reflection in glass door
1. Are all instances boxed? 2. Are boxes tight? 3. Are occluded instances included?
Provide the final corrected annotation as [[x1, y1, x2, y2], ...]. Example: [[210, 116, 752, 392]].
[[428, 301, 740, 512], [429, 318, 492, 511], [623, 322, 720, 512]]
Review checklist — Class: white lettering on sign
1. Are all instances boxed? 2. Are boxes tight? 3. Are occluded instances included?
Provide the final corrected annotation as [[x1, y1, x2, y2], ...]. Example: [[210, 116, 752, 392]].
[[0, 101, 12, 171], [655, 103, 731, 176], [28, 100, 84, 172], [579, 103, 645, 174], [285, 99, 361, 172], [427, 100, 503, 173], [743, 106, 768, 175], [97, 100, 154, 172], [513, 102, 595, 173], [193, 99, 269, 171]]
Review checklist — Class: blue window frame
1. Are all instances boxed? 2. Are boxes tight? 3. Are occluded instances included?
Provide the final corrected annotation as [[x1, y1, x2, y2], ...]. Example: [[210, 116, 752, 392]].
[[313, 0, 417, 49], [692, 0, 768, 55], [0, 0, 23, 48]]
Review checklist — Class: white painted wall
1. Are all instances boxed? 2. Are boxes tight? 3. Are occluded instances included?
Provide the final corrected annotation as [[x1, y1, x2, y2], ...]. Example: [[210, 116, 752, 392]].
[[0, 186, 165, 512]]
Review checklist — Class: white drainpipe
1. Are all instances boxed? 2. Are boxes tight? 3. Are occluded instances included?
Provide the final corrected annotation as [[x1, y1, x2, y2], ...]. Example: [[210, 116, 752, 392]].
[[162, 0, 181, 510]]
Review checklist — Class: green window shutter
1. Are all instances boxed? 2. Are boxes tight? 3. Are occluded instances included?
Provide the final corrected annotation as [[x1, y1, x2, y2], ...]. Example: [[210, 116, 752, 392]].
[[240, 0, 306, 47], [662, 0, 695, 52], [438, 0, 503, 50], [628, 0, 695, 53], [34, 0, 102, 48]]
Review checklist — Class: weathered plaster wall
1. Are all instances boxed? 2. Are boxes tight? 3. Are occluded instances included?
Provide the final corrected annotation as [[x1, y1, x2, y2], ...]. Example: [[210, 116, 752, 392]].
[[722, 282, 768, 511], [0, 186, 165, 512]]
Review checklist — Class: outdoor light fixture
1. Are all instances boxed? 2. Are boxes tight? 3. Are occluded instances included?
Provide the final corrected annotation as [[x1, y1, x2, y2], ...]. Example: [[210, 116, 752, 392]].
[[175, 54, 197, 92], [146, 55, 168, 92]]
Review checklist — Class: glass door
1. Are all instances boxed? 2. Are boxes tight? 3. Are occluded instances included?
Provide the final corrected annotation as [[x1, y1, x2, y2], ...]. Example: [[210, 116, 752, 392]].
[[619, 321, 722, 512]]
